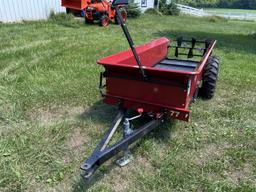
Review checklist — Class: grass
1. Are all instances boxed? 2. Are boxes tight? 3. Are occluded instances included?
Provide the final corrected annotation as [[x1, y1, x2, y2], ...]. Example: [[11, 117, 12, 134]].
[[205, 8, 256, 13], [204, 8, 256, 21], [0, 15, 256, 192]]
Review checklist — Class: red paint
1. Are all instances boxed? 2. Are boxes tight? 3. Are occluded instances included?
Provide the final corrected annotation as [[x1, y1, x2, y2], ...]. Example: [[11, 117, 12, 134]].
[[97, 38, 216, 122], [61, 0, 127, 26], [137, 108, 144, 114], [61, 0, 87, 10]]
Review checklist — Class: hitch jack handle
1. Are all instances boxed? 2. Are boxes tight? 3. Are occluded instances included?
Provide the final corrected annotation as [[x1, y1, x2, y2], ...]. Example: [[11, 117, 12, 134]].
[[114, 6, 147, 80]]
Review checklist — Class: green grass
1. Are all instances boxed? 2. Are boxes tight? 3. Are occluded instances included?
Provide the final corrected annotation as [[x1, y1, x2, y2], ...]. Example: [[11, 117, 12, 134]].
[[205, 8, 256, 13], [0, 15, 256, 192], [204, 8, 256, 21]]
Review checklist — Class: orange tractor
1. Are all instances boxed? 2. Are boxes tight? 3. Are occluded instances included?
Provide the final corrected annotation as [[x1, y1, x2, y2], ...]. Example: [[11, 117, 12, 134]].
[[61, 0, 127, 26]]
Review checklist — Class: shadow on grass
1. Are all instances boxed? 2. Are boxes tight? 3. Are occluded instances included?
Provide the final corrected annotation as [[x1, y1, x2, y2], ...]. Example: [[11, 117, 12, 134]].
[[77, 101, 118, 125], [51, 20, 82, 29], [72, 163, 117, 192], [72, 101, 177, 191], [153, 30, 256, 54]]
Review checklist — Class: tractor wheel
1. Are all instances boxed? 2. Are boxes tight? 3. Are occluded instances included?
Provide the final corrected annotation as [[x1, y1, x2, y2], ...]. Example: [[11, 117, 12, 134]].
[[66, 8, 71, 14], [115, 9, 127, 24], [199, 56, 220, 99], [85, 18, 93, 24], [99, 15, 110, 27]]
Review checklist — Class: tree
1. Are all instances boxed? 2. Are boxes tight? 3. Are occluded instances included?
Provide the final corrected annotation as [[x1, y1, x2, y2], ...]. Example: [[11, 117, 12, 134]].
[[159, 0, 180, 15]]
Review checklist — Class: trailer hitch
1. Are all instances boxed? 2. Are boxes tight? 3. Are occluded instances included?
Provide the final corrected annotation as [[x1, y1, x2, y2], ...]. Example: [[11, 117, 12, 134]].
[[80, 109, 164, 180]]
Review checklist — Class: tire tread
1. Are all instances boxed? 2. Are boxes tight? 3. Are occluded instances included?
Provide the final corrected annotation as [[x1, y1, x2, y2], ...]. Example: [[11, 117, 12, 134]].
[[199, 56, 220, 99]]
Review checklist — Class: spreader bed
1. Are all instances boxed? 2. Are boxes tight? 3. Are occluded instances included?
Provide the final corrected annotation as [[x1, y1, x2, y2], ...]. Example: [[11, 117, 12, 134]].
[[97, 37, 216, 122], [154, 59, 199, 72]]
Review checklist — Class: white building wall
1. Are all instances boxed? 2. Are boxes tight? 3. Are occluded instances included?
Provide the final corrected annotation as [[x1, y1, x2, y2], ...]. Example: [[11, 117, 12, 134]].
[[0, 0, 65, 22], [133, 0, 155, 12]]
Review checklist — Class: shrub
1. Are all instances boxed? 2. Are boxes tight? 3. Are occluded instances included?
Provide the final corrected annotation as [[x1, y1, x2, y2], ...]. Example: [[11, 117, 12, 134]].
[[159, 0, 180, 16], [144, 8, 163, 15], [249, 32, 256, 39], [206, 16, 228, 23], [48, 11, 79, 28], [48, 11, 74, 21], [127, 3, 142, 18]]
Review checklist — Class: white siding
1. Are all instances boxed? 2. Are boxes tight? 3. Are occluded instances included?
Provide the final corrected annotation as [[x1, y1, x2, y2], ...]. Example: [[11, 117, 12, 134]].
[[133, 0, 154, 12], [0, 0, 65, 22]]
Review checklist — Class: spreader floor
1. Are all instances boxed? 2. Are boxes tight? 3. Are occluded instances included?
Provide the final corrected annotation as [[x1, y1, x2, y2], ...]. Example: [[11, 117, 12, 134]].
[[154, 58, 200, 72]]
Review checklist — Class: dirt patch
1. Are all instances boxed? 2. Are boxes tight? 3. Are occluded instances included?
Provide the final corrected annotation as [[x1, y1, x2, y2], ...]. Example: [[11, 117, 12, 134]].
[[30, 106, 85, 125], [137, 156, 153, 170], [224, 163, 255, 185], [109, 155, 153, 192], [193, 142, 231, 165], [27, 177, 74, 192], [67, 128, 84, 149], [63, 126, 90, 164], [112, 175, 129, 192]]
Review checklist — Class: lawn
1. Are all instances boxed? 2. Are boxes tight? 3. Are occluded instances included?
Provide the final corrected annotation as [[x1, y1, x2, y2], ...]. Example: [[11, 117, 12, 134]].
[[0, 15, 256, 192], [205, 8, 256, 20], [205, 8, 256, 13]]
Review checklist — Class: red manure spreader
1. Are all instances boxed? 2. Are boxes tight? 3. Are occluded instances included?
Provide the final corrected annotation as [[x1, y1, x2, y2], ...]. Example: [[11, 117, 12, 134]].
[[80, 0, 220, 180]]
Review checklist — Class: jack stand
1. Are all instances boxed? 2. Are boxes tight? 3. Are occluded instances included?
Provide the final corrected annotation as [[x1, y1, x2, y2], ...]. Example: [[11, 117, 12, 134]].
[[116, 149, 134, 167], [116, 115, 139, 167]]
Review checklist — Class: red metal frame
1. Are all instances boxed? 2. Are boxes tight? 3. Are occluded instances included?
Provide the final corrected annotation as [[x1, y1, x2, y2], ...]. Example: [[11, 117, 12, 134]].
[[85, 3, 125, 23], [61, 0, 87, 10], [97, 37, 216, 122]]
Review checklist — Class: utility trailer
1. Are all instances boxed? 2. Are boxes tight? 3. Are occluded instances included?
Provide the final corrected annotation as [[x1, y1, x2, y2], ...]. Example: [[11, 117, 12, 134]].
[[80, 0, 220, 180]]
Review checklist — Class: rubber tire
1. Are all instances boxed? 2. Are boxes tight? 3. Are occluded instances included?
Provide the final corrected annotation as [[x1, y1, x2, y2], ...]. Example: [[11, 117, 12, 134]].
[[85, 18, 93, 24], [99, 15, 110, 27], [199, 56, 220, 99], [66, 8, 71, 14], [114, 9, 127, 24]]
